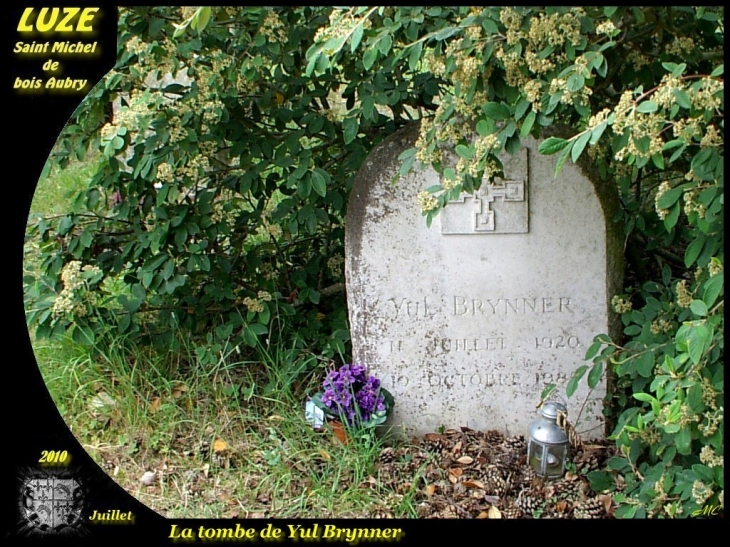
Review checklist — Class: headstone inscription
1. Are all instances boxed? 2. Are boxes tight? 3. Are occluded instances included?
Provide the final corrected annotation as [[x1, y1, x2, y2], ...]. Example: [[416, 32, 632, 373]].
[[345, 124, 623, 439]]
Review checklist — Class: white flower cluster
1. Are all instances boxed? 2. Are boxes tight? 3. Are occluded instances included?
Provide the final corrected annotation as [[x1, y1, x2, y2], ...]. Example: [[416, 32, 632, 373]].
[[611, 295, 633, 314], [708, 258, 723, 277], [125, 36, 147, 56], [157, 162, 174, 183], [417, 191, 438, 213], [675, 280, 693, 308], [52, 261, 102, 319], [259, 9, 288, 44], [327, 255, 344, 278], [699, 445, 724, 468], [654, 181, 672, 220]]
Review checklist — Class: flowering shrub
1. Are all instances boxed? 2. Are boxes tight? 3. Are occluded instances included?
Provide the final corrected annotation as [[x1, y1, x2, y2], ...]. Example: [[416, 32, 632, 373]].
[[26, 6, 723, 517], [312, 364, 393, 429]]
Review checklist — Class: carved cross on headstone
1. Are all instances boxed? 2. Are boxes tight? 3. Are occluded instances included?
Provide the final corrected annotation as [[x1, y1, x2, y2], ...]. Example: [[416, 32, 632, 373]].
[[439, 147, 529, 235], [440, 178, 528, 235], [474, 179, 525, 232]]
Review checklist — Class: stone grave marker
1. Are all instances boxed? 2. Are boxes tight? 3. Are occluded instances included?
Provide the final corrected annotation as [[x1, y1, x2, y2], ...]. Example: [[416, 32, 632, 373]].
[[346, 124, 622, 439]]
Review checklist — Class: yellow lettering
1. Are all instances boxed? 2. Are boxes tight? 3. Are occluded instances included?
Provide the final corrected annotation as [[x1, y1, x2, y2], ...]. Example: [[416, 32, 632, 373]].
[[36, 8, 59, 33], [57, 7, 80, 31], [18, 8, 34, 31], [78, 8, 99, 32]]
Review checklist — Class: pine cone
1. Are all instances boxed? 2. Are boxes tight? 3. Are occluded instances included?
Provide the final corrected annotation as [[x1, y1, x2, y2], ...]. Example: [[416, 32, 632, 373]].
[[371, 508, 393, 518], [501, 506, 524, 519], [552, 477, 584, 501], [378, 447, 397, 464], [481, 465, 509, 495], [519, 467, 539, 486], [574, 497, 605, 519], [416, 502, 434, 518], [576, 452, 601, 474], [377, 463, 398, 489], [515, 489, 543, 513], [420, 433, 451, 452], [503, 434, 527, 452], [494, 448, 524, 472], [484, 429, 505, 445], [435, 505, 460, 519]]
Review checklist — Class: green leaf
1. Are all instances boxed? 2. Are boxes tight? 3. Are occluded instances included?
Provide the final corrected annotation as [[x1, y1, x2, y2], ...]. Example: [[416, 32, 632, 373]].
[[692, 464, 714, 483], [343, 116, 359, 145], [676, 426, 692, 455], [297, 176, 311, 199], [242, 326, 258, 347], [688, 383, 705, 413], [554, 141, 574, 176], [538, 136, 569, 155], [540, 383, 556, 401], [702, 273, 723, 308], [455, 144, 473, 160], [656, 186, 683, 210], [311, 169, 327, 197], [520, 110, 536, 137], [664, 202, 680, 231], [584, 338, 603, 361], [636, 101, 658, 113], [651, 153, 665, 170], [363, 47, 378, 70], [689, 300, 708, 317], [637, 352, 655, 378], [514, 98, 530, 121], [431, 26, 459, 40], [377, 34, 392, 55], [505, 134, 521, 156], [607, 456, 628, 471], [616, 504, 637, 519], [566, 365, 588, 397], [589, 121, 608, 145], [476, 119, 490, 137], [633, 392, 657, 404], [482, 102, 510, 120], [566, 73, 584, 92], [586, 470, 613, 492], [672, 88, 691, 109], [249, 322, 268, 335], [587, 361, 604, 389], [350, 23, 364, 53], [173, 20, 190, 38], [686, 327, 707, 365], [161, 258, 174, 280], [571, 131, 591, 163], [71, 324, 95, 345], [408, 40, 423, 71], [194, 7, 211, 34]]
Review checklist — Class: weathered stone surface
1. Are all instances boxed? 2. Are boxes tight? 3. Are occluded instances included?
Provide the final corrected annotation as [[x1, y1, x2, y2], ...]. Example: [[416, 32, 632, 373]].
[[346, 124, 622, 439]]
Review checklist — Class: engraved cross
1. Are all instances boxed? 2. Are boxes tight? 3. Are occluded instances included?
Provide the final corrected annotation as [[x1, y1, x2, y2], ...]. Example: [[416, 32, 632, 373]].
[[474, 179, 525, 232]]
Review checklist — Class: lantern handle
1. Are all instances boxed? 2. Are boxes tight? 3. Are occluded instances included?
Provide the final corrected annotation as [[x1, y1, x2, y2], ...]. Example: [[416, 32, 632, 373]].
[[556, 409, 584, 450]]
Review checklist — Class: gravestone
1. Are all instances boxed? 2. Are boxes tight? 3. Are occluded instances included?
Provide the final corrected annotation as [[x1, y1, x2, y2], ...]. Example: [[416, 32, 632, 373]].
[[346, 124, 622, 439]]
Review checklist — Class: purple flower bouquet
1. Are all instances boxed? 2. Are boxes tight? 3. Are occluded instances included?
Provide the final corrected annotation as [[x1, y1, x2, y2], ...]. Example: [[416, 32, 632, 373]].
[[311, 364, 394, 429]]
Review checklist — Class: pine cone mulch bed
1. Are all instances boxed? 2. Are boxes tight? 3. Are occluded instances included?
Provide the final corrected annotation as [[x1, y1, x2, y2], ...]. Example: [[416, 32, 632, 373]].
[[373, 427, 615, 519]]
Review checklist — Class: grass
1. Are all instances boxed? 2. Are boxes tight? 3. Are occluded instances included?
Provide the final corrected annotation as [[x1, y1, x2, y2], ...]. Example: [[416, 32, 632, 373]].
[[25, 156, 427, 518], [33, 329, 425, 518], [29, 155, 100, 217]]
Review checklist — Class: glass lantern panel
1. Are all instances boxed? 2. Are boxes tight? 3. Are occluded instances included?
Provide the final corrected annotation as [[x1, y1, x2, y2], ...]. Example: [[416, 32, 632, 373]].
[[528, 442, 544, 474], [545, 445, 566, 478]]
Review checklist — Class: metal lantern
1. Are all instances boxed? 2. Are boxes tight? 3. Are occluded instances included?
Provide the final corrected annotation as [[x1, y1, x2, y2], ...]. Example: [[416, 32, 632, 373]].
[[527, 402, 569, 478]]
